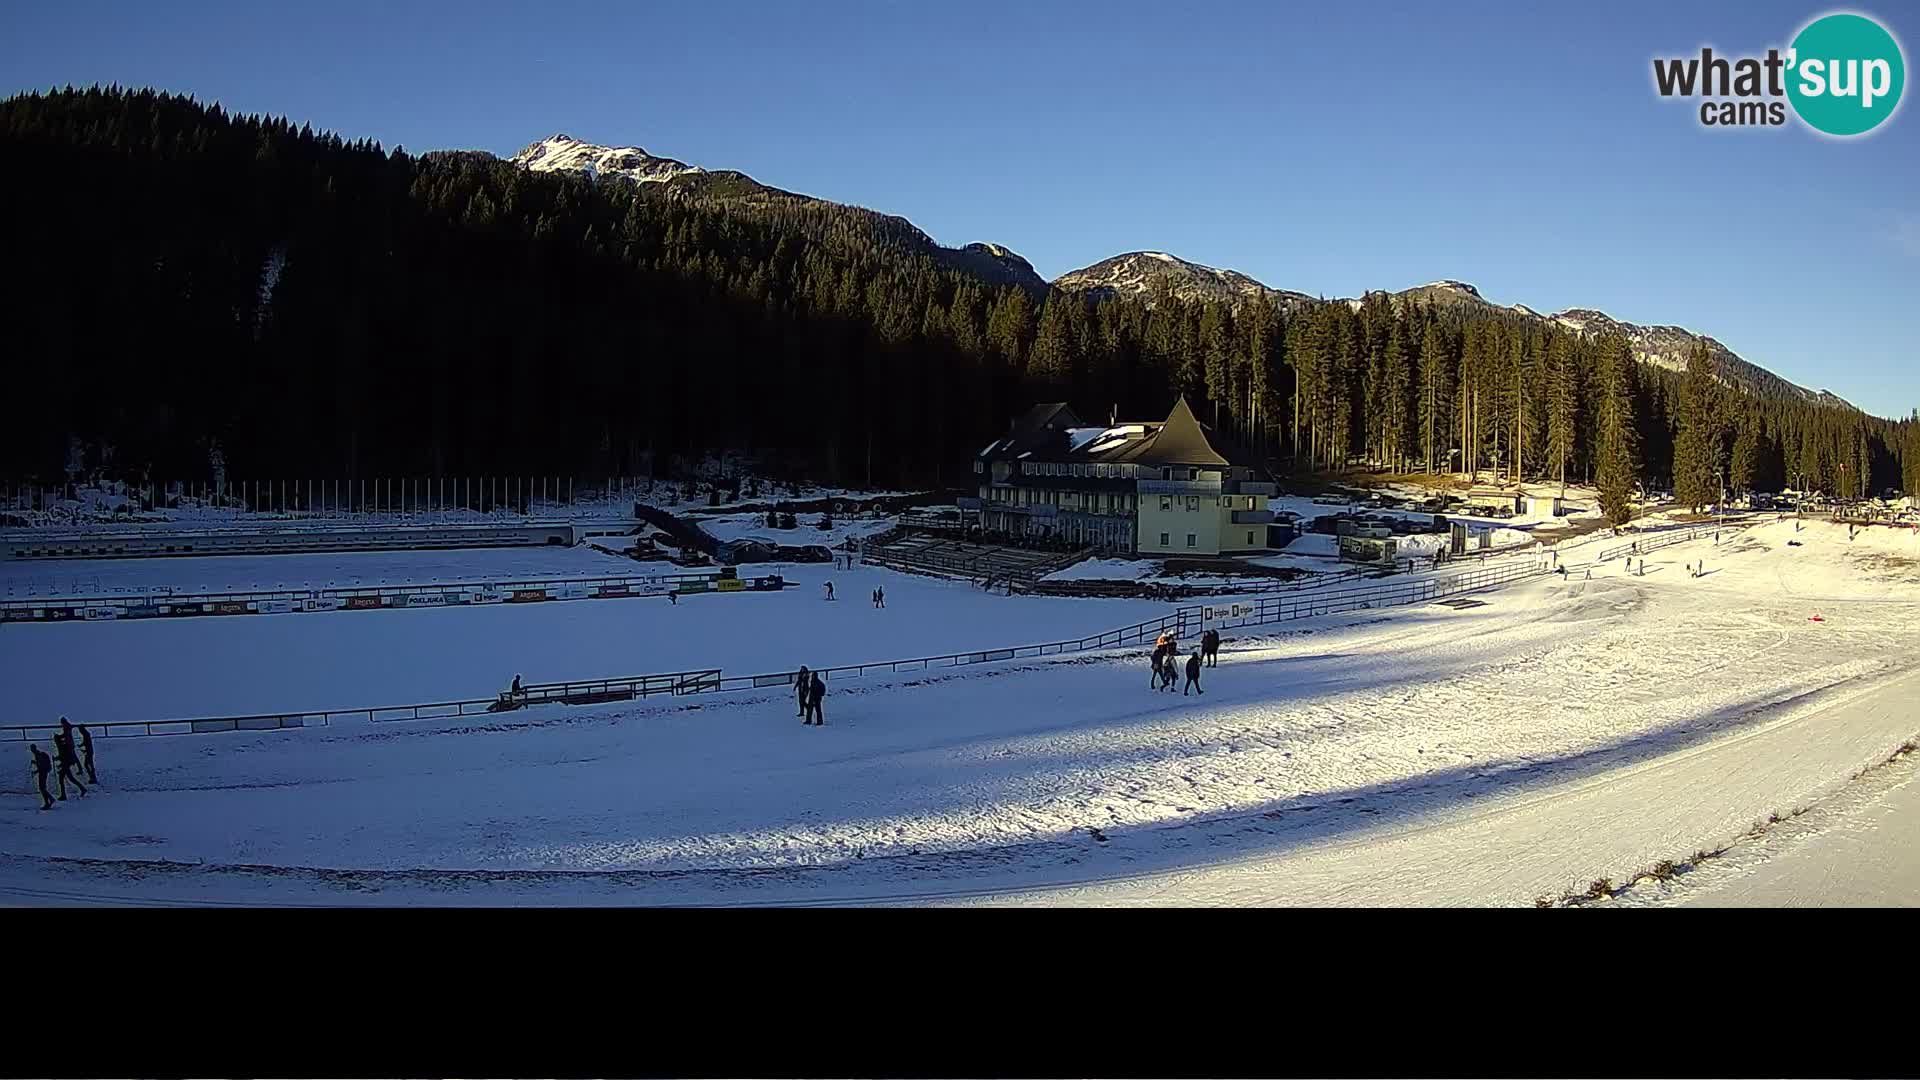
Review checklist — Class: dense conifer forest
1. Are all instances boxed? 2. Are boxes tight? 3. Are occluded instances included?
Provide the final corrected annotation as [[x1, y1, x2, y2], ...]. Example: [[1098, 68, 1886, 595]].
[[3, 88, 1914, 500]]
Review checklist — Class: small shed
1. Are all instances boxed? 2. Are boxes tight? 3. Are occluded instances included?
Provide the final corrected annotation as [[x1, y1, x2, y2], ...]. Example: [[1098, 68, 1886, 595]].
[[1467, 486, 1523, 515], [1526, 493, 1564, 518]]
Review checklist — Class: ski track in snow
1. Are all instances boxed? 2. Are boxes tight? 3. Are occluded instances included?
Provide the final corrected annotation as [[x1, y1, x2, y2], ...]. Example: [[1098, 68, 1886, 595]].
[[0, 516, 1916, 905]]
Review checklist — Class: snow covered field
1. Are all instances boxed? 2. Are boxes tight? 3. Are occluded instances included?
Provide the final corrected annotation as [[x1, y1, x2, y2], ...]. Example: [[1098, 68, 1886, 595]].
[[2, 516, 1916, 906], [0, 560, 1171, 721]]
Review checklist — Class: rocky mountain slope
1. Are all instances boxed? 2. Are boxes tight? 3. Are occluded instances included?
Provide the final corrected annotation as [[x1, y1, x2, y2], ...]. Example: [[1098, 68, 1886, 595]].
[[1053, 250, 1314, 308], [507, 133, 1045, 290]]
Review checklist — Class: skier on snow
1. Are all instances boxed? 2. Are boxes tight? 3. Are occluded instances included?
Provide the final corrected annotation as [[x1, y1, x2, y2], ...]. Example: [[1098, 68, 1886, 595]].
[[52, 720, 86, 800], [28, 745, 54, 810]]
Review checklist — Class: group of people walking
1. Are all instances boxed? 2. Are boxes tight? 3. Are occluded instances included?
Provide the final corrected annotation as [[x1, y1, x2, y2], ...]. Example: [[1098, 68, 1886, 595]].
[[28, 717, 96, 811], [794, 665, 829, 725], [1150, 629, 1221, 696]]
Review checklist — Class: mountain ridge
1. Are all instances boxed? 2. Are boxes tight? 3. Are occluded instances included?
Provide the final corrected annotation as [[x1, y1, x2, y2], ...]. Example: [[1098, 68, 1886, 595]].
[[509, 132, 1846, 410]]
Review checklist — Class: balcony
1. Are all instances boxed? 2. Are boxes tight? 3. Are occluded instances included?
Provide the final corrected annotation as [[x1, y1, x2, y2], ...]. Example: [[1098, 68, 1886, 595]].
[[956, 496, 983, 510], [1231, 509, 1275, 525], [1232, 481, 1277, 496], [1137, 479, 1223, 495]]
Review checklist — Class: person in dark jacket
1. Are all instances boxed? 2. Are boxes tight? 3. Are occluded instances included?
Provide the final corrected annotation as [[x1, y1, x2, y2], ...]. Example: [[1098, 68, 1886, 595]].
[[29, 745, 54, 810], [78, 724, 96, 784], [805, 672, 827, 725], [1202, 629, 1221, 668], [1184, 650, 1204, 696], [53, 719, 87, 800], [875, 586, 885, 609], [795, 666, 811, 719]]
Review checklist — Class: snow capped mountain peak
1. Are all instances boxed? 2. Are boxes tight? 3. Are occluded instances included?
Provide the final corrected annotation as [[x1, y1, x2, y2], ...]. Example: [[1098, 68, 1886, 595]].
[[510, 133, 705, 185], [1053, 250, 1312, 308], [1420, 279, 1482, 298]]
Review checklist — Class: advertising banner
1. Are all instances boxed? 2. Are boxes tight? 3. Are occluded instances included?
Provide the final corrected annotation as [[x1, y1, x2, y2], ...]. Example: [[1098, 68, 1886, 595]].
[[305, 597, 344, 612], [345, 596, 383, 610], [510, 589, 548, 602]]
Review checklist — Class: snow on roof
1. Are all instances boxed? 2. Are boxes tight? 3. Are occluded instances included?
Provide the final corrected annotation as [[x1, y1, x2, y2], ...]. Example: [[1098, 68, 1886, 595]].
[[979, 439, 1002, 456], [1067, 427, 1111, 451]]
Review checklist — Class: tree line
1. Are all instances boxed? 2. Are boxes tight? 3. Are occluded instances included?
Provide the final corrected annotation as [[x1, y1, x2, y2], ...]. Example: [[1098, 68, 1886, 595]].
[[2, 86, 1913, 507]]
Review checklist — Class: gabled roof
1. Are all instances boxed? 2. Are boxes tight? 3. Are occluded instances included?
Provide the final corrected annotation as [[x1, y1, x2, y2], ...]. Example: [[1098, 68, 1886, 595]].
[[979, 395, 1257, 472], [1012, 401, 1083, 434]]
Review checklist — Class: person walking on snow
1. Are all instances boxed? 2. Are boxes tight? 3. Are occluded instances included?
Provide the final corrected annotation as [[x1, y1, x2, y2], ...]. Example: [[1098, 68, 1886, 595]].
[[804, 672, 827, 725], [1184, 650, 1204, 696], [52, 720, 86, 800], [28, 745, 54, 810], [1202, 629, 1220, 668], [875, 586, 884, 609], [795, 666, 812, 719], [824, 580, 835, 601], [78, 724, 96, 785]]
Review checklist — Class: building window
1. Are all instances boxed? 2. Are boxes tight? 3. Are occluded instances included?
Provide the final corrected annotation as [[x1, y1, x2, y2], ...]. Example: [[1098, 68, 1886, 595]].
[[1247, 531, 1256, 545], [1159, 532, 1170, 546], [1186, 533, 1197, 548], [1188, 468, 1199, 481], [973, 461, 983, 474], [1160, 496, 1171, 511], [1187, 496, 1198, 511]]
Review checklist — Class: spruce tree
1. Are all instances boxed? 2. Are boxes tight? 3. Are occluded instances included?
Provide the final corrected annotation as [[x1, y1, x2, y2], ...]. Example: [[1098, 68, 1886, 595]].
[[1594, 335, 1640, 526], [1672, 341, 1721, 511]]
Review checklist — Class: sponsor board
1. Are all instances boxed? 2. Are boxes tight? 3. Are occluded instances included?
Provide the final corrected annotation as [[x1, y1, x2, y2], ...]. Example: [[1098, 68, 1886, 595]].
[[259, 600, 298, 614], [404, 593, 447, 607], [595, 584, 630, 598], [83, 606, 122, 620], [676, 581, 708, 594], [552, 584, 588, 600], [304, 598, 344, 612], [126, 605, 163, 618], [1201, 603, 1254, 623], [716, 578, 745, 592], [469, 590, 506, 604], [345, 596, 383, 610], [3, 608, 39, 621], [213, 601, 252, 615], [510, 589, 547, 603]]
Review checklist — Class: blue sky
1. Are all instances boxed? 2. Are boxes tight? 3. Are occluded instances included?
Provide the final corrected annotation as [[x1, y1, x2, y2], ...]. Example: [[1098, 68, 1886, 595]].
[[5, 0, 1917, 417]]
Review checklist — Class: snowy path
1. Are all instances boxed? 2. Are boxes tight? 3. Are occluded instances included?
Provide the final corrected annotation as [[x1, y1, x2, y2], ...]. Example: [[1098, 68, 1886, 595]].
[[1, 518, 1914, 906]]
